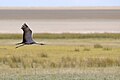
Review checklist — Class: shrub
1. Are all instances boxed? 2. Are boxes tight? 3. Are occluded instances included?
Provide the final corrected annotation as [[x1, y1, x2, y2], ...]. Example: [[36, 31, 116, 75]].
[[83, 48, 90, 51], [94, 44, 103, 48], [40, 53, 48, 58], [74, 48, 80, 52], [103, 48, 112, 51]]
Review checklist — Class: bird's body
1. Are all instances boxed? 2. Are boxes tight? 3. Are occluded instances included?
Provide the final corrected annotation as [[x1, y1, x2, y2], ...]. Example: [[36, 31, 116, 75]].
[[21, 24, 35, 44], [16, 23, 44, 48]]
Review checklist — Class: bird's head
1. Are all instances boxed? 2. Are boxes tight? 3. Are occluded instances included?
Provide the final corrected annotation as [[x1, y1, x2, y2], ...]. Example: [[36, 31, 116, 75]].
[[21, 23, 28, 30]]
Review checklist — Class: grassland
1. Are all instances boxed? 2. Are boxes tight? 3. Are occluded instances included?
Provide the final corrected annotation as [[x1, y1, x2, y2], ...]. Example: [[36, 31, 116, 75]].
[[0, 33, 120, 39], [0, 33, 120, 79]]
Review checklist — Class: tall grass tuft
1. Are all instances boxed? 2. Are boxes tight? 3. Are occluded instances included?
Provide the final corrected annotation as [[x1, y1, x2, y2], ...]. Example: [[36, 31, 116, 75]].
[[94, 44, 103, 48], [40, 53, 48, 58], [83, 48, 90, 51], [103, 48, 112, 51], [74, 48, 80, 52]]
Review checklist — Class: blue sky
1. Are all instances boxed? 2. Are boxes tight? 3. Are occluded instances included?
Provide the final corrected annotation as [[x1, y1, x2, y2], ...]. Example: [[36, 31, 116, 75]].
[[0, 0, 120, 6]]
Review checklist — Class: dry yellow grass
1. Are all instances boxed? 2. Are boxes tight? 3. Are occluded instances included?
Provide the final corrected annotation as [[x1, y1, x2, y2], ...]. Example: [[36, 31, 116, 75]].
[[0, 39, 120, 68], [0, 38, 120, 79]]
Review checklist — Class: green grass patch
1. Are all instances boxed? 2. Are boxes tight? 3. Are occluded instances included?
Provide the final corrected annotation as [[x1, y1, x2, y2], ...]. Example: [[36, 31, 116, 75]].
[[0, 33, 120, 39]]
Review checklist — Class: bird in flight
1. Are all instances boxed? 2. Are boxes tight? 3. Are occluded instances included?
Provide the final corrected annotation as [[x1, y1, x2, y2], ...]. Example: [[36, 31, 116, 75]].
[[16, 23, 44, 48]]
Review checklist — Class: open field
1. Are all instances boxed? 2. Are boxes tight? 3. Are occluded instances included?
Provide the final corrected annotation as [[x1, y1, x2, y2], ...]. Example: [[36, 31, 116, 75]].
[[0, 33, 120, 39], [0, 33, 120, 79], [0, 39, 120, 68]]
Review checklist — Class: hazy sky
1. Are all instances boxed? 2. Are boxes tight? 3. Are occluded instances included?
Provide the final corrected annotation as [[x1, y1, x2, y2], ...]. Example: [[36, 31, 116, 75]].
[[0, 0, 120, 6]]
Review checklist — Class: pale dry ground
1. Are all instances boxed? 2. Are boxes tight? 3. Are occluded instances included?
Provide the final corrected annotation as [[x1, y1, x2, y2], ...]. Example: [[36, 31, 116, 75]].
[[1, 19, 120, 33]]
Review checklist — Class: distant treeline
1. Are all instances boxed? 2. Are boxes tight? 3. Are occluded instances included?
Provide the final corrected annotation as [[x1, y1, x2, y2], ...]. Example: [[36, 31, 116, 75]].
[[0, 33, 120, 39]]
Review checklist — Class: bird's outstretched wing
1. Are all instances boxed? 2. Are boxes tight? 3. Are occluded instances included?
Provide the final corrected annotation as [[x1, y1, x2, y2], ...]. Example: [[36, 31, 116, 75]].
[[16, 44, 25, 48]]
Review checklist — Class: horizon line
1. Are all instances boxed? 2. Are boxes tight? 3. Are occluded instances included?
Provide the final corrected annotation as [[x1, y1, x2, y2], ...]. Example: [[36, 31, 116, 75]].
[[0, 6, 120, 10]]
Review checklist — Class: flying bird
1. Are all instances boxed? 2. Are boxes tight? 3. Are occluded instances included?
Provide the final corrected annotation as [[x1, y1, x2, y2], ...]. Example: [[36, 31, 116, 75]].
[[16, 23, 44, 48]]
